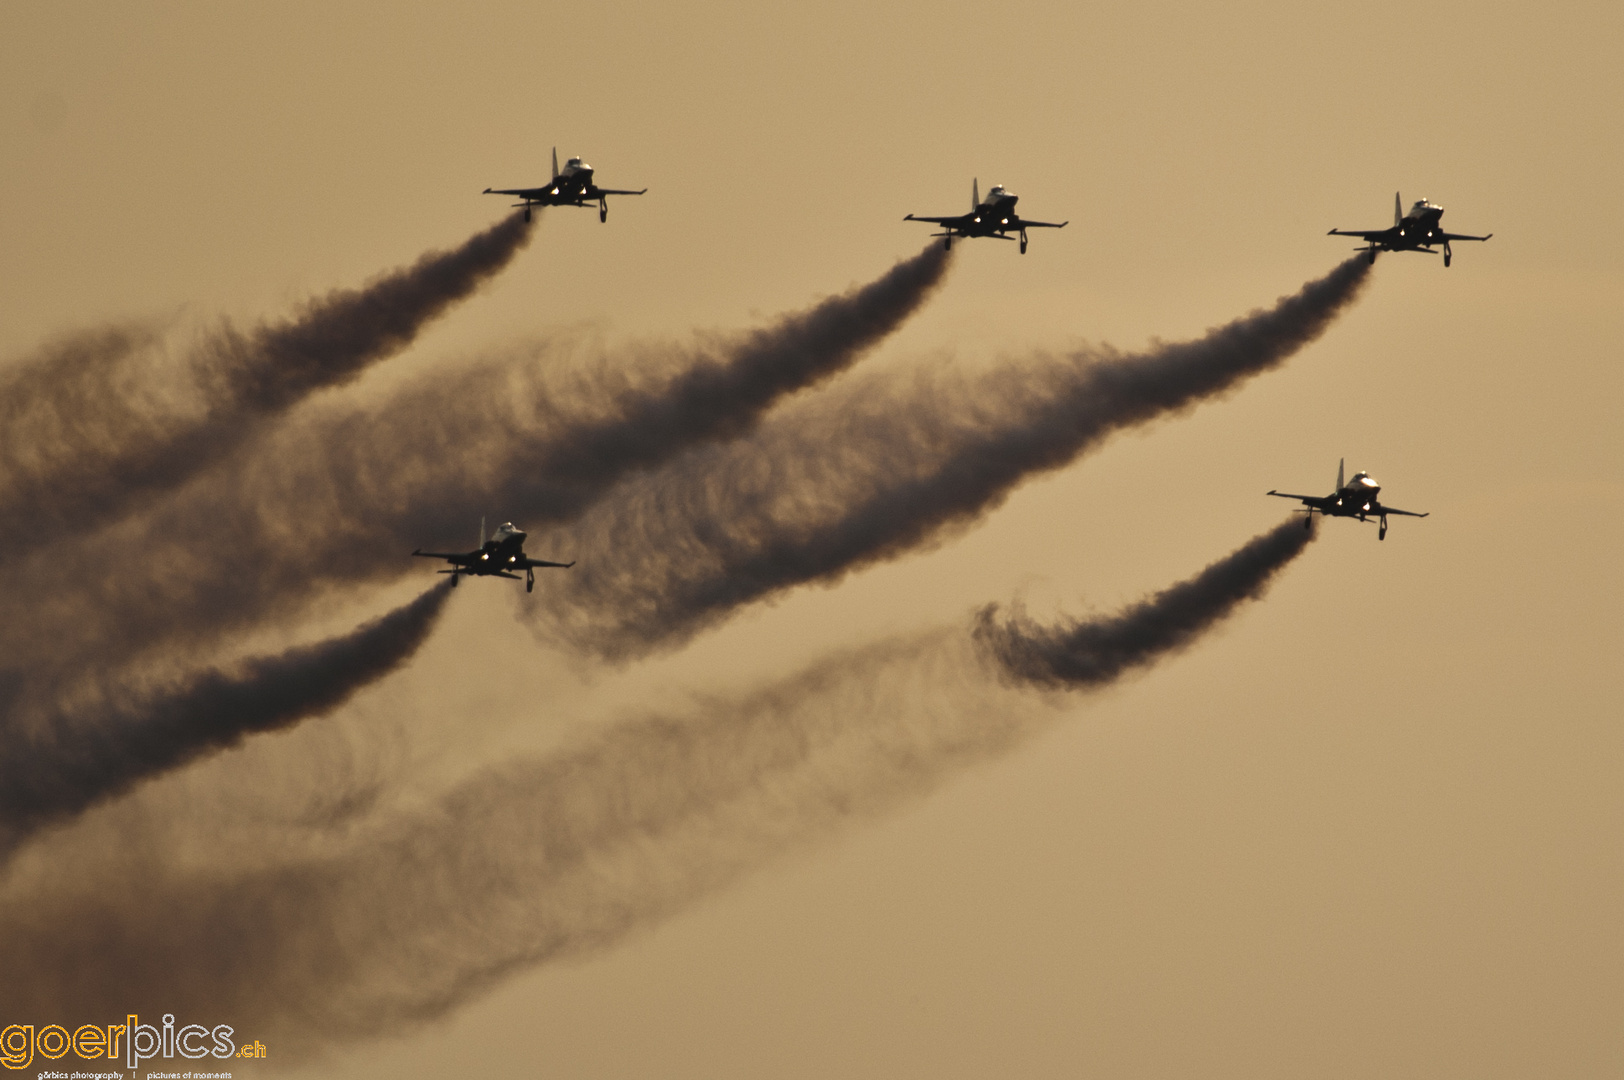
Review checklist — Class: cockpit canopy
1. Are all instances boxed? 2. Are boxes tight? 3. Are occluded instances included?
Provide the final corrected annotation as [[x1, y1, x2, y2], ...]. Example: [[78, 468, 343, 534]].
[[986, 184, 1009, 199], [566, 157, 586, 169], [1347, 473, 1379, 490]]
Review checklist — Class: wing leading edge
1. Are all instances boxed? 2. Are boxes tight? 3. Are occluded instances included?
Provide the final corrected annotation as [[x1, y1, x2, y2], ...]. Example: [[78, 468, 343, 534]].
[[412, 549, 475, 563], [1266, 491, 1330, 507], [1327, 227, 1398, 241]]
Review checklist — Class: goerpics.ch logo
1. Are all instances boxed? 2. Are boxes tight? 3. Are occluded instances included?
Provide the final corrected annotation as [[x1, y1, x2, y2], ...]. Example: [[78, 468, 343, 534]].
[[0, 1014, 264, 1070]]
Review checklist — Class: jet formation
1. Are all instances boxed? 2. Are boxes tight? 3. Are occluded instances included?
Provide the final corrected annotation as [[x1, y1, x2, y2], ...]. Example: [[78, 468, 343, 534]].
[[429, 157, 1477, 582], [1268, 460, 1429, 541], [1329, 192, 1492, 266]]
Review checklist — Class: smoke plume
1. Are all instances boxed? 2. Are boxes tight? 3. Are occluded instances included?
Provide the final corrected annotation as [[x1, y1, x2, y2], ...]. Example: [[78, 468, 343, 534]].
[[530, 257, 1368, 657], [0, 244, 952, 682], [0, 522, 1312, 1054], [0, 214, 532, 559], [975, 516, 1318, 687], [0, 582, 454, 856]]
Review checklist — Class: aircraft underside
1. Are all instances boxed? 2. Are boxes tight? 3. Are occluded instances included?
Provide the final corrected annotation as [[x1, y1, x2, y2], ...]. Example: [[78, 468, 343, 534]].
[[519, 193, 612, 223]]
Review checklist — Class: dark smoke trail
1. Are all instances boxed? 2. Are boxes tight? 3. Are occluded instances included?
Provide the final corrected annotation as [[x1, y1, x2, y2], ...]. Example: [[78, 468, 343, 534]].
[[0, 523, 1312, 1054], [0, 582, 453, 857], [0, 214, 532, 558], [975, 517, 1317, 687], [532, 257, 1368, 658], [0, 244, 952, 681]]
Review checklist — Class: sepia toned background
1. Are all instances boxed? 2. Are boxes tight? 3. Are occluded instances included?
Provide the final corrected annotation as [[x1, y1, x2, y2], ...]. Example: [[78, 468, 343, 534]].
[[3, 1, 1621, 1077]]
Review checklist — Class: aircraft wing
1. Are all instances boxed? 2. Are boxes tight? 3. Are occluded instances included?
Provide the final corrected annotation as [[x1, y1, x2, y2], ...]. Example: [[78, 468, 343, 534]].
[[1015, 217, 1068, 230], [1438, 231, 1492, 242], [484, 187, 548, 198], [521, 557, 575, 569], [412, 549, 476, 564], [593, 187, 648, 197], [904, 213, 969, 226], [1267, 491, 1333, 509], [1377, 505, 1429, 518], [1327, 227, 1397, 242]]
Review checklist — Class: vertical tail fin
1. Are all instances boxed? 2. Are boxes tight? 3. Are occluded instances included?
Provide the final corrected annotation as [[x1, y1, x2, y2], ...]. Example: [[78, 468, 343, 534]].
[[1336, 458, 1345, 492], [972, 178, 979, 211], [1394, 191, 1402, 227], [479, 516, 486, 548], [552, 147, 559, 181]]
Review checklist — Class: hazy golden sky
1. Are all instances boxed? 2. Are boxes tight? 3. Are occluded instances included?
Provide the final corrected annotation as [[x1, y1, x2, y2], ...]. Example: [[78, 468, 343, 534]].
[[3, 0, 1621, 1077]]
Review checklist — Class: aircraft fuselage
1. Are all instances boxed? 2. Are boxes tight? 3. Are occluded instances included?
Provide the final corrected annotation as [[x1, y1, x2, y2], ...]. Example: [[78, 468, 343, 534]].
[[500, 162, 598, 207], [1321, 473, 1383, 519], [1390, 203, 1448, 250], [960, 191, 1023, 237], [464, 526, 531, 576]]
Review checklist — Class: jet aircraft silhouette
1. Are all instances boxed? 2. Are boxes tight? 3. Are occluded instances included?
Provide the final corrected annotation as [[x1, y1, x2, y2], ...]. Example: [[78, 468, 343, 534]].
[[1268, 460, 1428, 540], [905, 179, 1067, 253], [413, 519, 573, 591], [1328, 192, 1491, 266], [485, 148, 647, 223]]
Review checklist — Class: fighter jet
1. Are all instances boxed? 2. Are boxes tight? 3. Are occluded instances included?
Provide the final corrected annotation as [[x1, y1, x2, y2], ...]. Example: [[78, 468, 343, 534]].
[[1268, 460, 1428, 540], [413, 519, 573, 591], [1328, 192, 1491, 266], [484, 148, 647, 223], [905, 179, 1067, 253]]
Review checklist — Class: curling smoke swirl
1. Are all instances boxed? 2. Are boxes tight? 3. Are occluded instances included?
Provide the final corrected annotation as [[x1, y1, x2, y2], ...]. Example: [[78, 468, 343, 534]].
[[0, 243, 953, 685], [0, 582, 455, 856], [529, 257, 1368, 657], [0, 214, 533, 560], [0, 520, 1315, 1053], [975, 517, 1318, 687]]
